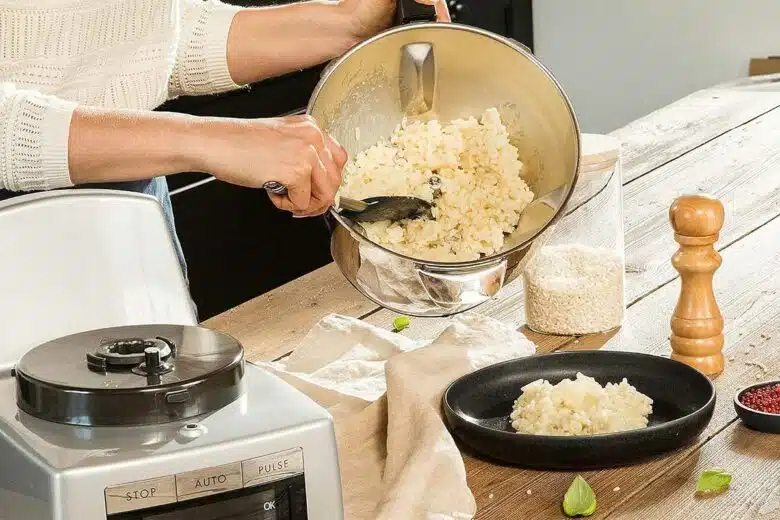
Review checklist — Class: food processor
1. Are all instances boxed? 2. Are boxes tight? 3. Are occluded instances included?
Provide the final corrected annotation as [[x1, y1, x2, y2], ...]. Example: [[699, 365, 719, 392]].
[[0, 191, 344, 520]]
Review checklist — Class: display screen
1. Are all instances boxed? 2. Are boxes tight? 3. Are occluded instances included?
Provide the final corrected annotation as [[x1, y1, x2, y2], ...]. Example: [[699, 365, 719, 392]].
[[110, 476, 305, 520], [144, 488, 280, 519]]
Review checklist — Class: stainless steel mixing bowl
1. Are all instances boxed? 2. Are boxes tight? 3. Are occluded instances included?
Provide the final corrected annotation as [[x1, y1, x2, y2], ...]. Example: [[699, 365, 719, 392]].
[[308, 21, 581, 317]]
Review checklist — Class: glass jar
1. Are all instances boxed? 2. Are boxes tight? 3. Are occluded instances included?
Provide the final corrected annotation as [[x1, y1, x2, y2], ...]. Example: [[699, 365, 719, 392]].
[[523, 134, 625, 335]]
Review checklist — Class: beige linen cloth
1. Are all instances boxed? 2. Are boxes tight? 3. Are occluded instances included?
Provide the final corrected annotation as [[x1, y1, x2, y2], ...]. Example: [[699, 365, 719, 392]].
[[258, 313, 536, 520]]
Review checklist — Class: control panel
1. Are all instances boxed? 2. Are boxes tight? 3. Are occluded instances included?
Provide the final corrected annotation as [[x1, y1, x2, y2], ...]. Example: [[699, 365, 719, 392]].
[[106, 448, 306, 519]]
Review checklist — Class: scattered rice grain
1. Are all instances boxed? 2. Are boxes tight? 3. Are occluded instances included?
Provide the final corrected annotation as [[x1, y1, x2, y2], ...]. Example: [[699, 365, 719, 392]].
[[745, 361, 768, 372]]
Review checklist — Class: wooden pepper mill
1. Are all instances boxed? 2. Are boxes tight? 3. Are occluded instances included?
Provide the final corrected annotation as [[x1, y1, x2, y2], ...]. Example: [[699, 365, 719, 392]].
[[669, 194, 725, 376]]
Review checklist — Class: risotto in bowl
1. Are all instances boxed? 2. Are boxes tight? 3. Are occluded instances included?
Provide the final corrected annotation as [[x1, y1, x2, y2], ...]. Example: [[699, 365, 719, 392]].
[[338, 108, 535, 262]]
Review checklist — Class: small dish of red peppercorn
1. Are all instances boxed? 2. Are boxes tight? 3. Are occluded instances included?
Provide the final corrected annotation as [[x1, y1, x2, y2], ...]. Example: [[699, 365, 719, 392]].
[[734, 381, 780, 434]]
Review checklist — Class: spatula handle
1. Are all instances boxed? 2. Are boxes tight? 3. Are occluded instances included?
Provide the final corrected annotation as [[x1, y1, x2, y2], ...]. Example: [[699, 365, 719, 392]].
[[262, 181, 288, 195], [262, 181, 367, 212]]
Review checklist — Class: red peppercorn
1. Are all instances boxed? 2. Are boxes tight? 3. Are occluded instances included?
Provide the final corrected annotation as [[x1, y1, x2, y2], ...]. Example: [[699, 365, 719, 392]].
[[740, 383, 780, 414]]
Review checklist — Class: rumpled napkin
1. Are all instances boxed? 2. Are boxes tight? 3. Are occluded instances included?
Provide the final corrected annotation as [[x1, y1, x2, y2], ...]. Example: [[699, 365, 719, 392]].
[[259, 313, 536, 520]]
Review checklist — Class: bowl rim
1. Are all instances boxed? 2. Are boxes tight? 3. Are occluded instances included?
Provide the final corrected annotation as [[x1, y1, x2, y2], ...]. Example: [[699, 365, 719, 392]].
[[734, 379, 780, 418], [442, 350, 717, 442], [308, 22, 582, 268]]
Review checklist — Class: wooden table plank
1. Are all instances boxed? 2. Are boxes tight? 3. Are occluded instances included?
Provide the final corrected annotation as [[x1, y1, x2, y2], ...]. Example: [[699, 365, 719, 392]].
[[207, 86, 780, 363], [613, 87, 780, 183], [622, 107, 780, 304], [204, 264, 375, 361], [469, 184, 780, 519], [605, 423, 780, 520]]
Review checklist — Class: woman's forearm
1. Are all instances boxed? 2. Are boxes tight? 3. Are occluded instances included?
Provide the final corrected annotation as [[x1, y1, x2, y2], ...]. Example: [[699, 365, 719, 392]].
[[68, 107, 349, 217], [226, 2, 359, 86], [68, 107, 207, 185]]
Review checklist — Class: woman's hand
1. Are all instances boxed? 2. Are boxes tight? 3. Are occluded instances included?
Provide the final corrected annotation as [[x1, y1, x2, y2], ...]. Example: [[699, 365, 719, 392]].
[[342, 0, 451, 40], [199, 115, 348, 217]]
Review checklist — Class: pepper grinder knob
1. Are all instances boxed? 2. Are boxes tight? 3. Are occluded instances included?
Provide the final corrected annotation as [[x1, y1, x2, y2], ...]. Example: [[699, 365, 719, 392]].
[[669, 194, 725, 376]]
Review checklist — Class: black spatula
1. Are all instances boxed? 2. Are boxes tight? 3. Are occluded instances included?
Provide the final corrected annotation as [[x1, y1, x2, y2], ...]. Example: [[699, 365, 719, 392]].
[[263, 182, 432, 223]]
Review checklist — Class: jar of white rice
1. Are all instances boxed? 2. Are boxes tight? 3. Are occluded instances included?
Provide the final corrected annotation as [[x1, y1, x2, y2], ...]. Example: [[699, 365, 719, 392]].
[[523, 134, 625, 335]]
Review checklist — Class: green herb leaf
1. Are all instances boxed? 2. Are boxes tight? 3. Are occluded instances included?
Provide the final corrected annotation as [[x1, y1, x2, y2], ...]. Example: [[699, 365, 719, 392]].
[[563, 475, 597, 517], [696, 468, 732, 495], [393, 316, 411, 332]]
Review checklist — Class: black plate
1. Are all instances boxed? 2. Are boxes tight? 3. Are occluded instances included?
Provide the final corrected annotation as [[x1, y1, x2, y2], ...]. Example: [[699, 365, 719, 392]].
[[443, 351, 716, 470], [734, 380, 780, 434]]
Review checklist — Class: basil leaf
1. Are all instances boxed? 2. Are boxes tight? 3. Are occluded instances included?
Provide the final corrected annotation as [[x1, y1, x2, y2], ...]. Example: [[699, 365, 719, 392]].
[[563, 475, 597, 517], [696, 468, 732, 495], [393, 316, 411, 332]]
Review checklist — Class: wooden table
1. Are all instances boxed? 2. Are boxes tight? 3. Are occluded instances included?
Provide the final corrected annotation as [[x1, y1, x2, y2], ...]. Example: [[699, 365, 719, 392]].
[[206, 76, 780, 519]]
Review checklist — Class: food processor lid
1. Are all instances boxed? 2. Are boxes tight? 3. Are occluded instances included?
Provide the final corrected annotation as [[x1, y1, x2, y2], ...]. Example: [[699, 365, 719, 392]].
[[579, 134, 621, 175], [14, 325, 245, 427]]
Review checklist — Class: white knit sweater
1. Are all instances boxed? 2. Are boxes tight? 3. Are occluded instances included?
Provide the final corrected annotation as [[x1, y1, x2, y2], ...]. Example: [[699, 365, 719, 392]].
[[0, 0, 244, 192]]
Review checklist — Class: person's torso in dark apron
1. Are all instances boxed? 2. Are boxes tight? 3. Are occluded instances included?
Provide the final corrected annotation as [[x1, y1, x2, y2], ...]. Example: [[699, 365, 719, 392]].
[[0, 177, 188, 279]]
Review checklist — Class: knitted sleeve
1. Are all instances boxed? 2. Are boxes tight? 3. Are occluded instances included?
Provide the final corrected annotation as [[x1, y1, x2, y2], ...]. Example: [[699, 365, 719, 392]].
[[169, 0, 244, 98], [0, 83, 77, 192]]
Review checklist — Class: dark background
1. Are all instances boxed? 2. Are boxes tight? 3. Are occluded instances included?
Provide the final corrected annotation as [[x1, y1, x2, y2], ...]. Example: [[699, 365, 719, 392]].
[[160, 0, 534, 320]]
